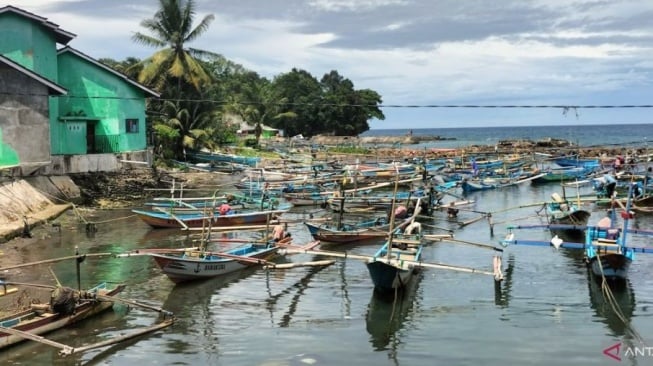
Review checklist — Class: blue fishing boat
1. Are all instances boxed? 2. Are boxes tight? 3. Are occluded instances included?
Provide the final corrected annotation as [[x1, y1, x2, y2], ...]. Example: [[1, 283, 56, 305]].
[[532, 166, 594, 184], [545, 191, 591, 239], [188, 150, 261, 167], [502, 183, 653, 281], [553, 156, 600, 169], [366, 221, 424, 293]]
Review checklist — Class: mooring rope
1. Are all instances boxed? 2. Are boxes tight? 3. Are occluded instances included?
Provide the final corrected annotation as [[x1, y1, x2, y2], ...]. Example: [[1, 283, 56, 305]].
[[595, 254, 645, 344]]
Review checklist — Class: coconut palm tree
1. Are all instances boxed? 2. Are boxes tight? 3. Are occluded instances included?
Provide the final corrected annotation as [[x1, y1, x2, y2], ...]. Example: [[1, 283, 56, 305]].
[[132, 0, 218, 91]]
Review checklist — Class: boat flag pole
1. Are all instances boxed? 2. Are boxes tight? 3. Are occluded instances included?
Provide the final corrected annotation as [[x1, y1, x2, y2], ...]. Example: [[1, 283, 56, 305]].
[[386, 164, 401, 260]]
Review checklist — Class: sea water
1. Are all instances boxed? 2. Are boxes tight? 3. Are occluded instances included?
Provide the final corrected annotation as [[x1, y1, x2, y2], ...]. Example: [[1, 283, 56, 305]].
[[362, 123, 653, 149], [2, 139, 653, 366]]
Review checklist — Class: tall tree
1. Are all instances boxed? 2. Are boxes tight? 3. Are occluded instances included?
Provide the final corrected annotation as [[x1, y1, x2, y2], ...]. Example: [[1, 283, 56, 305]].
[[132, 0, 217, 91], [224, 73, 296, 146], [320, 70, 384, 136], [271, 69, 322, 137]]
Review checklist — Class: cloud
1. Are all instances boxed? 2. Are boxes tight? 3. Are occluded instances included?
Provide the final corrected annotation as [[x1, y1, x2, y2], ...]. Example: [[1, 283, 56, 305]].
[[1, 0, 652, 127]]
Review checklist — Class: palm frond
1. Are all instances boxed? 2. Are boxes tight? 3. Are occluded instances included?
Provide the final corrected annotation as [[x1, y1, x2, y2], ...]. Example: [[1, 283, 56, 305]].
[[179, 0, 195, 38], [139, 18, 170, 40], [182, 135, 196, 148], [185, 14, 215, 43], [187, 47, 221, 60], [132, 32, 167, 48]]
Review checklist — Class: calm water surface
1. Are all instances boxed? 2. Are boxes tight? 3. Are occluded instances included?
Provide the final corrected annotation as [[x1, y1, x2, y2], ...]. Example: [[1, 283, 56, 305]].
[[2, 182, 653, 366]]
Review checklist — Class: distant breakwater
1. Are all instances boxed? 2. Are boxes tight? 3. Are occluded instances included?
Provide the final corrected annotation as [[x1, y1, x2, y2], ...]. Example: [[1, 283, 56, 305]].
[[309, 134, 454, 146], [302, 134, 645, 161]]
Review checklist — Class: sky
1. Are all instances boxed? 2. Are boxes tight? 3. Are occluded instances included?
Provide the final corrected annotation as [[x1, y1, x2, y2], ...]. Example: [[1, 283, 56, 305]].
[[3, 0, 653, 129]]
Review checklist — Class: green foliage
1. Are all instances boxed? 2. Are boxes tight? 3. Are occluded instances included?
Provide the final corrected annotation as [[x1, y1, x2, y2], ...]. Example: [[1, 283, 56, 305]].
[[130, 0, 386, 161], [328, 146, 371, 155], [243, 139, 258, 148], [132, 0, 218, 91]]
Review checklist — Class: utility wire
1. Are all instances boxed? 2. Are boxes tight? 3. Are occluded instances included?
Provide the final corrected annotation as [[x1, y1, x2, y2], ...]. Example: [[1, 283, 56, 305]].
[[2, 91, 652, 109]]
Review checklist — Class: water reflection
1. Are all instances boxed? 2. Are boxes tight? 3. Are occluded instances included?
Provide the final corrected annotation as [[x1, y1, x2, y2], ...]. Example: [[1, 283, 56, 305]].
[[265, 260, 332, 327], [587, 275, 636, 338], [494, 255, 514, 308], [366, 271, 422, 364]]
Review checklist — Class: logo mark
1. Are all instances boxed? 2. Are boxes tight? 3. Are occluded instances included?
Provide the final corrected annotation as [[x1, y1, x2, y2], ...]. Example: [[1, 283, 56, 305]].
[[603, 342, 622, 362]]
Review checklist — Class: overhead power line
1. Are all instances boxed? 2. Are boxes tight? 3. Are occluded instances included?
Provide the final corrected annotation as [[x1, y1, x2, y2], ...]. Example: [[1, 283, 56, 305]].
[[2, 91, 652, 109]]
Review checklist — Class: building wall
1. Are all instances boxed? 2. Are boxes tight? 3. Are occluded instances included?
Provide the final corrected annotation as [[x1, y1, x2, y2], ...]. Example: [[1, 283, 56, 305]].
[[0, 63, 51, 170], [54, 52, 148, 154], [0, 12, 59, 81]]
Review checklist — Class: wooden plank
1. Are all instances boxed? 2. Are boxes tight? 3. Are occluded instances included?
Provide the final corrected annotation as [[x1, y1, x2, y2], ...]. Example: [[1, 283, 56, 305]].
[[0, 286, 18, 296], [391, 238, 421, 245], [0, 325, 74, 355]]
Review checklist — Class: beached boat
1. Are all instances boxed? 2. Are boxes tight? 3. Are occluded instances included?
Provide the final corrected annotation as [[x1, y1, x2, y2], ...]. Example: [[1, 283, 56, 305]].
[[0, 282, 125, 351]]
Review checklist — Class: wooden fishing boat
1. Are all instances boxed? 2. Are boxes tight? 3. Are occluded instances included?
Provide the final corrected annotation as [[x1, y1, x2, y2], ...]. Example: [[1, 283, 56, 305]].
[[366, 225, 424, 293], [0, 282, 125, 351], [532, 166, 594, 184], [132, 204, 291, 229], [546, 192, 591, 238], [584, 223, 632, 280], [503, 183, 653, 282], [187, 150, 261, 167], [146, 192, 282, 213], [243, 168, 307, 182], [553, 156, 600, 169], [461, 171, 547, 192], [282, 191, 329, 206], [150, 242, 283, 283], [304, 216, 390, 243]]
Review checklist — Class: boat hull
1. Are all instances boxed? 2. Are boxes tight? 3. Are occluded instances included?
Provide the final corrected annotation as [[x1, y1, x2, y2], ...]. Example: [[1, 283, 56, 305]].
[[133, 208, 288, 229], [0, 283, 124, 350], [366, 260, 416, 293], [151, 245, 278, 283], [305, 222, 388, 243], [588, 254, 631, 280]]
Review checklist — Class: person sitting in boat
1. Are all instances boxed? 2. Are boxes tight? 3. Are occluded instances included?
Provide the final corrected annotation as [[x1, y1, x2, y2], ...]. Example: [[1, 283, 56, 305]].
[[447, 202, 459, 218], [272, 223, 290, 242], [633, 182, 644, 199], [603, 174, 617, 198], [614, 155, 625, 172], [394, 205, 408, 219], [219, 203, 232, 215]]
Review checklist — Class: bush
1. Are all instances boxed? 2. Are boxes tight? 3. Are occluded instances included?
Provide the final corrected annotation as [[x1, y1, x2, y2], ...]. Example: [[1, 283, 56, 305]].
[[244, 139, 259, 148]]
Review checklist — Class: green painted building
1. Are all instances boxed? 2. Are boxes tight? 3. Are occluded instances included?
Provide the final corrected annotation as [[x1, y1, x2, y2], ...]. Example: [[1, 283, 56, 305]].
[[55, 47, 159, 154], [0, 5, 159, 171]]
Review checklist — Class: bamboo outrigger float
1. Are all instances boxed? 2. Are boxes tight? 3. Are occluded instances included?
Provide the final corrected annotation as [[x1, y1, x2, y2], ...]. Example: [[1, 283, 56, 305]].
[[502, 182, 653, 282], [0, 251, 175, 356]]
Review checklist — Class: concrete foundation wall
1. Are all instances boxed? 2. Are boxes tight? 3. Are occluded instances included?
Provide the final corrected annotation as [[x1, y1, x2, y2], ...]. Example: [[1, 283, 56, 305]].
[[24, 175, 81, 203], [44, 149, 151, 175], [0, 63, 52, 167]]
